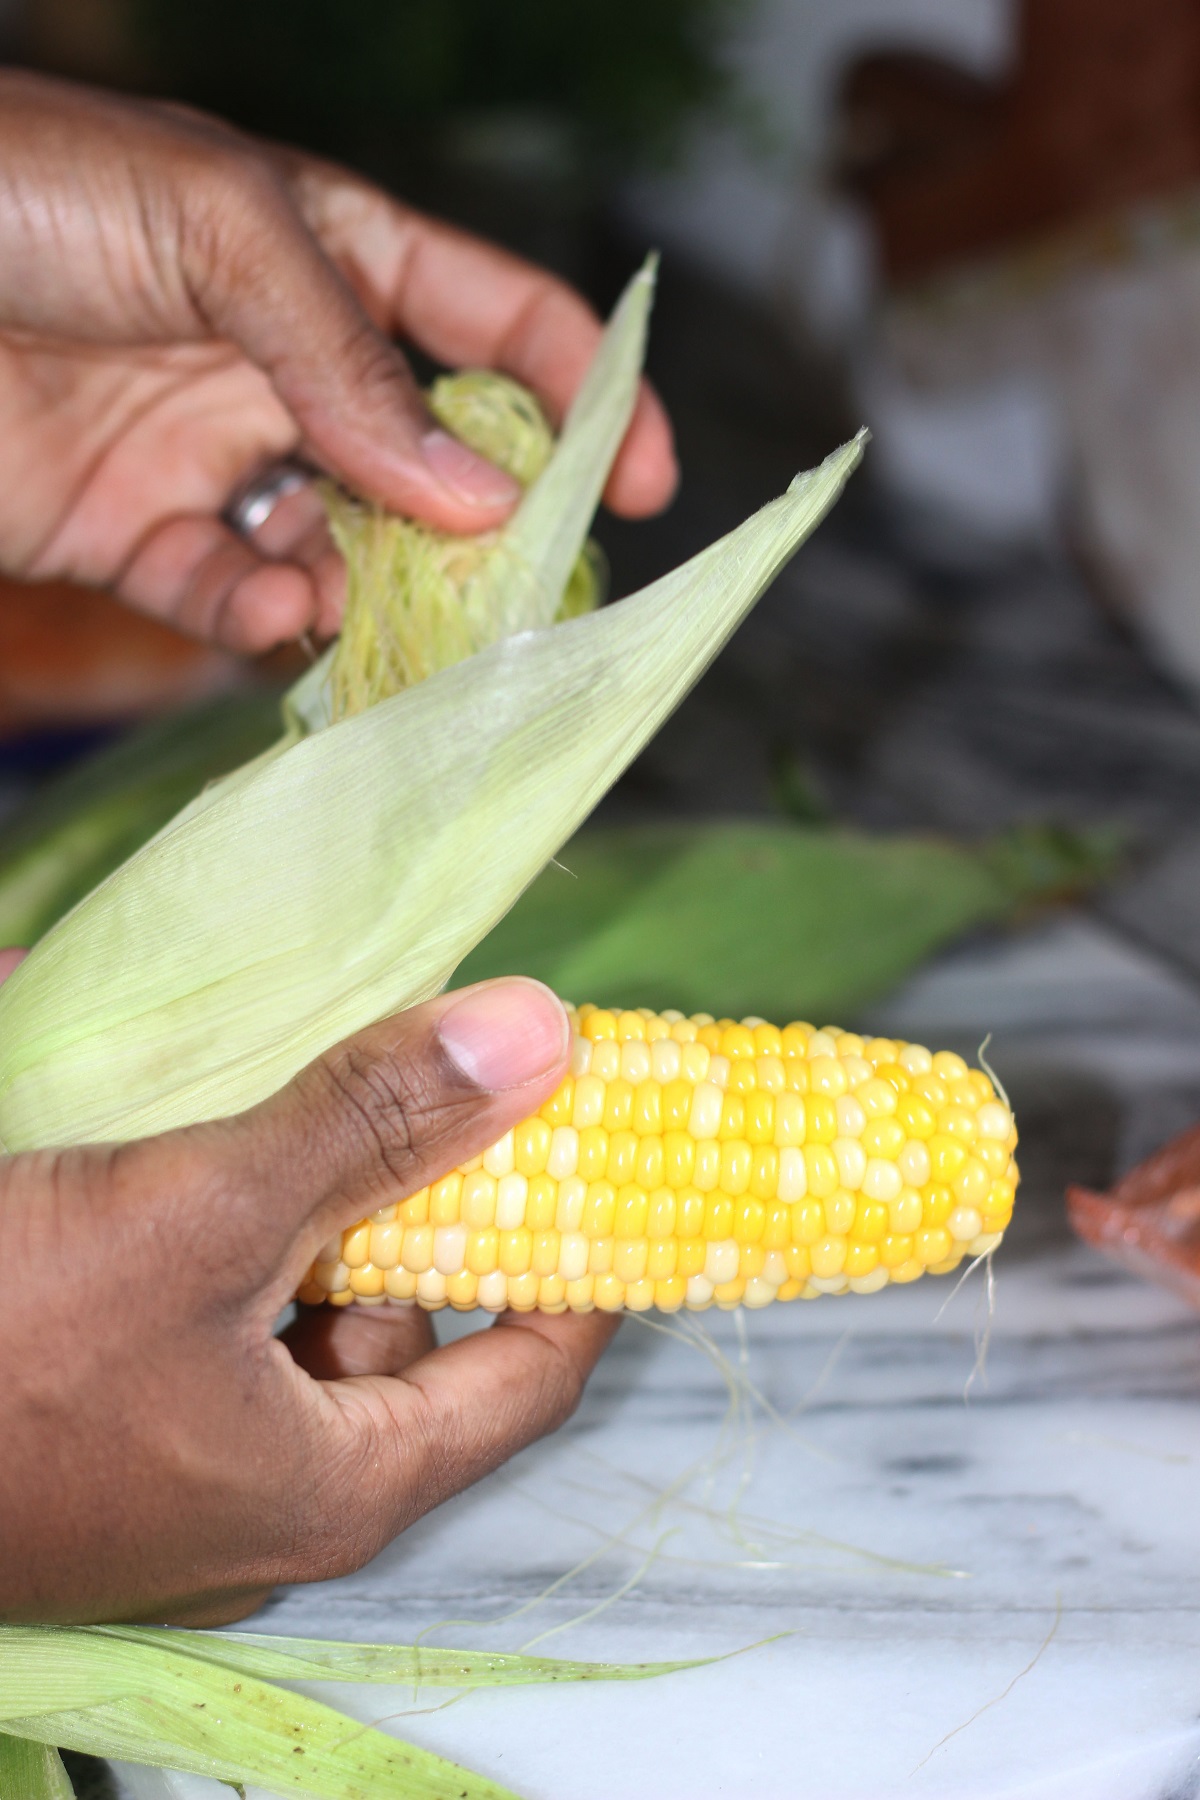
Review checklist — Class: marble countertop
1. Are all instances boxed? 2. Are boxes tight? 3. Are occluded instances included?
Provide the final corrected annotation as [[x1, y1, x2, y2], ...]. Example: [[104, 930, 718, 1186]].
[[111, 911, 1200, 1800]]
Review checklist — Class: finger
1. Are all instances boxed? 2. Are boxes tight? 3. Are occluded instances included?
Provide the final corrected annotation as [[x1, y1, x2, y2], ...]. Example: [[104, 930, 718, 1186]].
[[0, 950, 27, 984], [231, 479, 346, 639], [321, 1310, 621, 1555], [282, 1300, 435, 1381], [181, 161, 521, 533], [142, 978, 570, 1300], [288, 165, 679, 519], [116, 511, 327, 652]]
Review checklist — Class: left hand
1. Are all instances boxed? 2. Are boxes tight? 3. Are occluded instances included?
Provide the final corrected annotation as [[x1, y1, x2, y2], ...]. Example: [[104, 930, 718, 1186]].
[[0, 71, 677, 654]]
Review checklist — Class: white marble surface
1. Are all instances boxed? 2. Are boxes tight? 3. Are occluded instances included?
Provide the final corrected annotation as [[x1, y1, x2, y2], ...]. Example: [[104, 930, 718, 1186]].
[[113, 915, 1200, 1800]]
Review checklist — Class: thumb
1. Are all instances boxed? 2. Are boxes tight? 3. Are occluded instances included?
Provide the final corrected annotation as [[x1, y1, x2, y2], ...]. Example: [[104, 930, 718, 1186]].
[[146, 978, 570, 1307], [182, 163, 520, 532]]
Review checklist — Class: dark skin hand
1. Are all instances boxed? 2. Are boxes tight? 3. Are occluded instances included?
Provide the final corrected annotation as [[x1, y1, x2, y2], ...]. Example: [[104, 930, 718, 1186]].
[[0, 973, 619, 1625], [0, 71, 677, 1623], [0, 69, 677, 651]]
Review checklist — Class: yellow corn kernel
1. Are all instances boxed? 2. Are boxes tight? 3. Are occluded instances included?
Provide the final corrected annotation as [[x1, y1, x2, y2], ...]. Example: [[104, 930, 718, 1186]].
[[349, 1263, 385, 1297], [514, 1116, 552, 1176], [460, 1170, 497, 1228], [525, 1173, 558, 1232]]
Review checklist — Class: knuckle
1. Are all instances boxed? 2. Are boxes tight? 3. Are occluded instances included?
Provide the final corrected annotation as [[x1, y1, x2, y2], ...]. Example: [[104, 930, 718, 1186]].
[[286, 1398, 415, 1579], [315, 1039, 440, 1190], [501, 1325, 589, 1437]]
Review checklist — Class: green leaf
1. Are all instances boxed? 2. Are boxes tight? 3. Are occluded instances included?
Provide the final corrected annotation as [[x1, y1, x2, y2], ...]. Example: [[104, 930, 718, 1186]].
[[0, 436, 862, 1152], [0, 1733, 74, 1800], [0, 692, 284, 949], [93, 1625, 714, 1689], [456, 819, 1119, 1022], [0, 1627, 518, 1800]]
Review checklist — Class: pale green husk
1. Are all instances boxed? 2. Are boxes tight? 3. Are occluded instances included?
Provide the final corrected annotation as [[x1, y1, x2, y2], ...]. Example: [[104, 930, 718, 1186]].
[[0, 1625, 716, 1799], [0, 259, 862, 1152]]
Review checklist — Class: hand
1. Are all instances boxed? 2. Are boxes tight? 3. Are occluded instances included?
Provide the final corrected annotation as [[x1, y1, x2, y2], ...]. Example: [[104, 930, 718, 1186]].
[[0, 973, 619, 1625], [0, 71, 677, 654]]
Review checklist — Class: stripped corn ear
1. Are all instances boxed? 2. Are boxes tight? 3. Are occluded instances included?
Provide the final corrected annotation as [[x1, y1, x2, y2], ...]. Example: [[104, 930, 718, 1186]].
[[299, 1007, 1018, 1315]]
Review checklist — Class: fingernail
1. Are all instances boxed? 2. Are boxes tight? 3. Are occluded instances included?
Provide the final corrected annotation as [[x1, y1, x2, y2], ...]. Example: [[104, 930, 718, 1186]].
[[438, 980, 569, 1091], [421, 428, 521, 508]]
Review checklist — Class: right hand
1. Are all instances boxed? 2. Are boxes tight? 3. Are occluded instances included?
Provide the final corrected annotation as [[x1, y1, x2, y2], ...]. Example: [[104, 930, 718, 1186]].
[[0, 974, 620, 1626]]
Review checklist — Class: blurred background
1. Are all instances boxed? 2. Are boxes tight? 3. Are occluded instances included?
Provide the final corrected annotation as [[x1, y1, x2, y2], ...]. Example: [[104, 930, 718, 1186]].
[[7, 0, 1200, 1062]]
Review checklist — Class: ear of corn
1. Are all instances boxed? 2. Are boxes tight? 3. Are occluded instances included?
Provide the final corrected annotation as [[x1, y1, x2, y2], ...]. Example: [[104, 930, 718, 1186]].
[[302, 1006, 1018, 1315]]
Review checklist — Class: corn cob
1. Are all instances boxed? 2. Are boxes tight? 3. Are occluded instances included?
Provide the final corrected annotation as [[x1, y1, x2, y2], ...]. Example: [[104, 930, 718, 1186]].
[[298, 1007, 1018, 1315]]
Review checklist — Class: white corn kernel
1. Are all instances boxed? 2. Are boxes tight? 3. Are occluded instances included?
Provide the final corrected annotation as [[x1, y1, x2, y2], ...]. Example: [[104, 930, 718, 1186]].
[[977, 1102, 1012, 1140], [688, 1081, 724, 1140], [416, 1269, 448, 1306], [570, 1035, 594, 1077], [833, 1138, 866, 1191], [558, 1232, 589, 1281], [948, 1206, 984, 1243], [591, 1038, 621, 1082], [495, 1172, 530, 1229], [967, 1231, 1004, 1256], [899, 1043, 933, 1075], [743, 1278, 776, 1307], [650, 1038, 682, 1083], [707, 1054, 731, 1089], [434, 1224, 468, 1276], [482, 1131, 515, 1177], [862, 1158, 902, 1203], [777, 1146, 807, 1201], [835, 1095, 866, 1137], [547, 1126, 580, 1179], [681, 1041, 711, 1083], [686, 1273, 715, 1307], [477, 1270, 509, 1311], [898, 1140, 932, 1187], [848, 1268, 890, 1295], [619, 1041, 652, 1083], [704, 1240, 739, 1284]]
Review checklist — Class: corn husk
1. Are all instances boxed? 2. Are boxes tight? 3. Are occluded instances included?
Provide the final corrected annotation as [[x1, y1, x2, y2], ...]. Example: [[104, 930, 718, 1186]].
[[0, 261, 862, 1153], [0, 1625, 715, 1800], [0, 1733, 73, 1799]]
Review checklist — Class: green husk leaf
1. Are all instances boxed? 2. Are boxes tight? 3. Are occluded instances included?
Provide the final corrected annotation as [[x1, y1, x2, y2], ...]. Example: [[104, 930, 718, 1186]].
[[0, 1627, 518, 1800], [93, 1625, 714, 1689], [0, 1733, 74, 1799], [455, 818, 1122, 1021], [0, 692, 283, 949], [0, 431, 862, 1152]]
